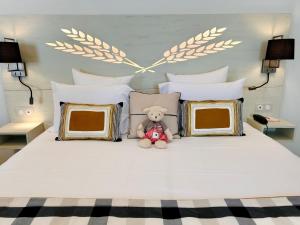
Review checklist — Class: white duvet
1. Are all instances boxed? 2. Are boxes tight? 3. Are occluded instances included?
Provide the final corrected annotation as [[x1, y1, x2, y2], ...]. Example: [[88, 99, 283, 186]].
[[0, 123, 299, 199]]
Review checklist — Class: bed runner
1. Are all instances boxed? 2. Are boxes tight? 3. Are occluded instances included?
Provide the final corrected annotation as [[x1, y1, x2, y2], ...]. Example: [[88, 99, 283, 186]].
[[0, 196, 300, 225]]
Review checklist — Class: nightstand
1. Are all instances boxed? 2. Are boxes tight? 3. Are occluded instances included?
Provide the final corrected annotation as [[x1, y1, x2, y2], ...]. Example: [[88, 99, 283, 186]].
[[247, 117, 295, 141], [0, 122, 45, 164]]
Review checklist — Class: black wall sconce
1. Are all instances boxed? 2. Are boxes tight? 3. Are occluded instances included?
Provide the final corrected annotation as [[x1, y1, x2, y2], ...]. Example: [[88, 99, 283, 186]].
[[0, 38, 34, 105], [249, 36, 295, 90]]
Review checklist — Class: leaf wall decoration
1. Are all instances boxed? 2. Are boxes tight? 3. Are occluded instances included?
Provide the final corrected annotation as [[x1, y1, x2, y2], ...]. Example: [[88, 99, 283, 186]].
[[46, 28, 148, 71], [46, 27, 241, 74], [135, 27, 242, 73]]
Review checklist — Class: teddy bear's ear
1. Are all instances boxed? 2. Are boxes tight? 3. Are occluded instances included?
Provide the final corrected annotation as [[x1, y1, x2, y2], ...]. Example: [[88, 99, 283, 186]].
[[161, 107, 168, 113], [143, 107, 151, 113]]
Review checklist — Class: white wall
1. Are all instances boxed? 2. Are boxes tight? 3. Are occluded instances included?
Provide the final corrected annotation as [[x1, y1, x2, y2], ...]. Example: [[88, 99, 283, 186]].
[[281, 2, 300, 155], [0, 0, 295, 14], [0, 66, 8, 125]]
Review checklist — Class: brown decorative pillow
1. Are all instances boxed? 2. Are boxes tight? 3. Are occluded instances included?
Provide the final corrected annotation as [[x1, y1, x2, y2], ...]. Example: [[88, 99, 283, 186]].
[[56, 102, 123, 141], [180, 99, 244, 136], [128, 91, 181, 138]]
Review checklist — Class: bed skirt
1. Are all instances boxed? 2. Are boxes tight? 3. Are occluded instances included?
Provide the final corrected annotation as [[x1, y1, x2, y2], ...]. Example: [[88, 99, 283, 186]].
[[1, 196, 300, 224]]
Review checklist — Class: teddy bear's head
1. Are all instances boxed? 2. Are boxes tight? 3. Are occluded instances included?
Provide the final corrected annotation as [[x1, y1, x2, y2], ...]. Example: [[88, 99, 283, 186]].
[[143, 106, 168, 122]]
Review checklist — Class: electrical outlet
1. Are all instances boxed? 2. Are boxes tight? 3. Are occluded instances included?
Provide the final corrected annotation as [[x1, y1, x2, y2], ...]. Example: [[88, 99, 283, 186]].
[[25, 108, 33, 116], [255, 103, 273, 112], [256, 104, 264, 111], [15, 106, 34, 117]]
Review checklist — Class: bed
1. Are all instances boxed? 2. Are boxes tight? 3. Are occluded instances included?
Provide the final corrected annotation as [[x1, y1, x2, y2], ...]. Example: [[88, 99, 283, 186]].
[[0, 123, 300, 224]]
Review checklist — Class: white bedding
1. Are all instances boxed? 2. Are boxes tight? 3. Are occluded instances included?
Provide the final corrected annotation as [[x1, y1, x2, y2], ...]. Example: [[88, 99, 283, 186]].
[[0, 123, 299, 200]]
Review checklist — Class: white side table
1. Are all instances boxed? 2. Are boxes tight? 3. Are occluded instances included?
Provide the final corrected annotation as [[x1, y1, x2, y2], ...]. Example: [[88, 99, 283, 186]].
[[0, 122, 44, 164], [247, 117, 295, 141]]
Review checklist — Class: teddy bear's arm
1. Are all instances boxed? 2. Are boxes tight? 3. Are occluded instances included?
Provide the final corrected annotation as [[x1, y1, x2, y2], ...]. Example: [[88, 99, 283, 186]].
[[165, 128, 173, 141], [137, 124, 145, 138], [137, 118, 151, 138], [160, 121, 173, 141]]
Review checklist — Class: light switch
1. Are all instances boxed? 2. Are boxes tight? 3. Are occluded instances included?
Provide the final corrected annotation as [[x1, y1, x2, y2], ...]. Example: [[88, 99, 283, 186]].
[[265, 104, 272, 111]]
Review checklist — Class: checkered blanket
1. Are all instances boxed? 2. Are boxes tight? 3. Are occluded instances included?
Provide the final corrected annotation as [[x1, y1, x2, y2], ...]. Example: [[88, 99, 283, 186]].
[[1, 196, 300, 225]]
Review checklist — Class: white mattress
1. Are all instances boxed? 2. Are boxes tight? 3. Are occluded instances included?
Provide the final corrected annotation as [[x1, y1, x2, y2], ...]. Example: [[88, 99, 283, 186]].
[[0, 123, 299, 200]]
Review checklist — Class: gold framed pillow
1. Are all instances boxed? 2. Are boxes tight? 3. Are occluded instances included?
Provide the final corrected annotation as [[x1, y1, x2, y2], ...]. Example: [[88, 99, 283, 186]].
[[180, 99, 244, 136], [56, 102, 123, 141]]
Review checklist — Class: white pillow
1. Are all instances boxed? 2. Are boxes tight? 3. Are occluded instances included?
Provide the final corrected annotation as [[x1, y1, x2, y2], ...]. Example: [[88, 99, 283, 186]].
[[159, 79, 245, 101], [51, 82, 132, 134], [166, 66, 228, 84], [72, 68, 133, 86]]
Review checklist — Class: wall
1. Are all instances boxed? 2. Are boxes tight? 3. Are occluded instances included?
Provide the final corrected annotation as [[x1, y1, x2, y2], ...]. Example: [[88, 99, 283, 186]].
[[0, 66, 8, 125], [0, 71, 10, 164], [280, 3, 300, 155], [0, 0, 295, 14], [0, 18, 14, 126], [0, 14, 291, 128]]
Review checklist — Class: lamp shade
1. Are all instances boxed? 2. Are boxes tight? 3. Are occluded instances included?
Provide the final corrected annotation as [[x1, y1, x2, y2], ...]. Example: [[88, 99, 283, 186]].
[[265, 39, 295, 60], [0, 42, 22, 63]]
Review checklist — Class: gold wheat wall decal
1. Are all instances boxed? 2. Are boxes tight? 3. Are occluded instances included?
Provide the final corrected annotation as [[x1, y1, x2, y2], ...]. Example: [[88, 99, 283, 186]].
[[46, 27, 241, 74], [135, 27, 241, 73], [46, 28, 154, 72]]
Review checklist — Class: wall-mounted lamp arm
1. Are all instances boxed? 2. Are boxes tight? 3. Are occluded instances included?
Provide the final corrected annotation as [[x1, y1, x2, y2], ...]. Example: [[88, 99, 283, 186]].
[[18, 76, 33, 105], [248, 73, 270, 91]]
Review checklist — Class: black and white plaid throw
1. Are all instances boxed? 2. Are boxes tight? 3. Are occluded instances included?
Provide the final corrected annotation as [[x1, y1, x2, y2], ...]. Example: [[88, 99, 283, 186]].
[[1, 196, 300, 224]]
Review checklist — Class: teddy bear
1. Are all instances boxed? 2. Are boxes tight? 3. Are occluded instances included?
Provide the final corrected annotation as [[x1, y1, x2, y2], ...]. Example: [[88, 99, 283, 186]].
[[137, 105, 173, 149]]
